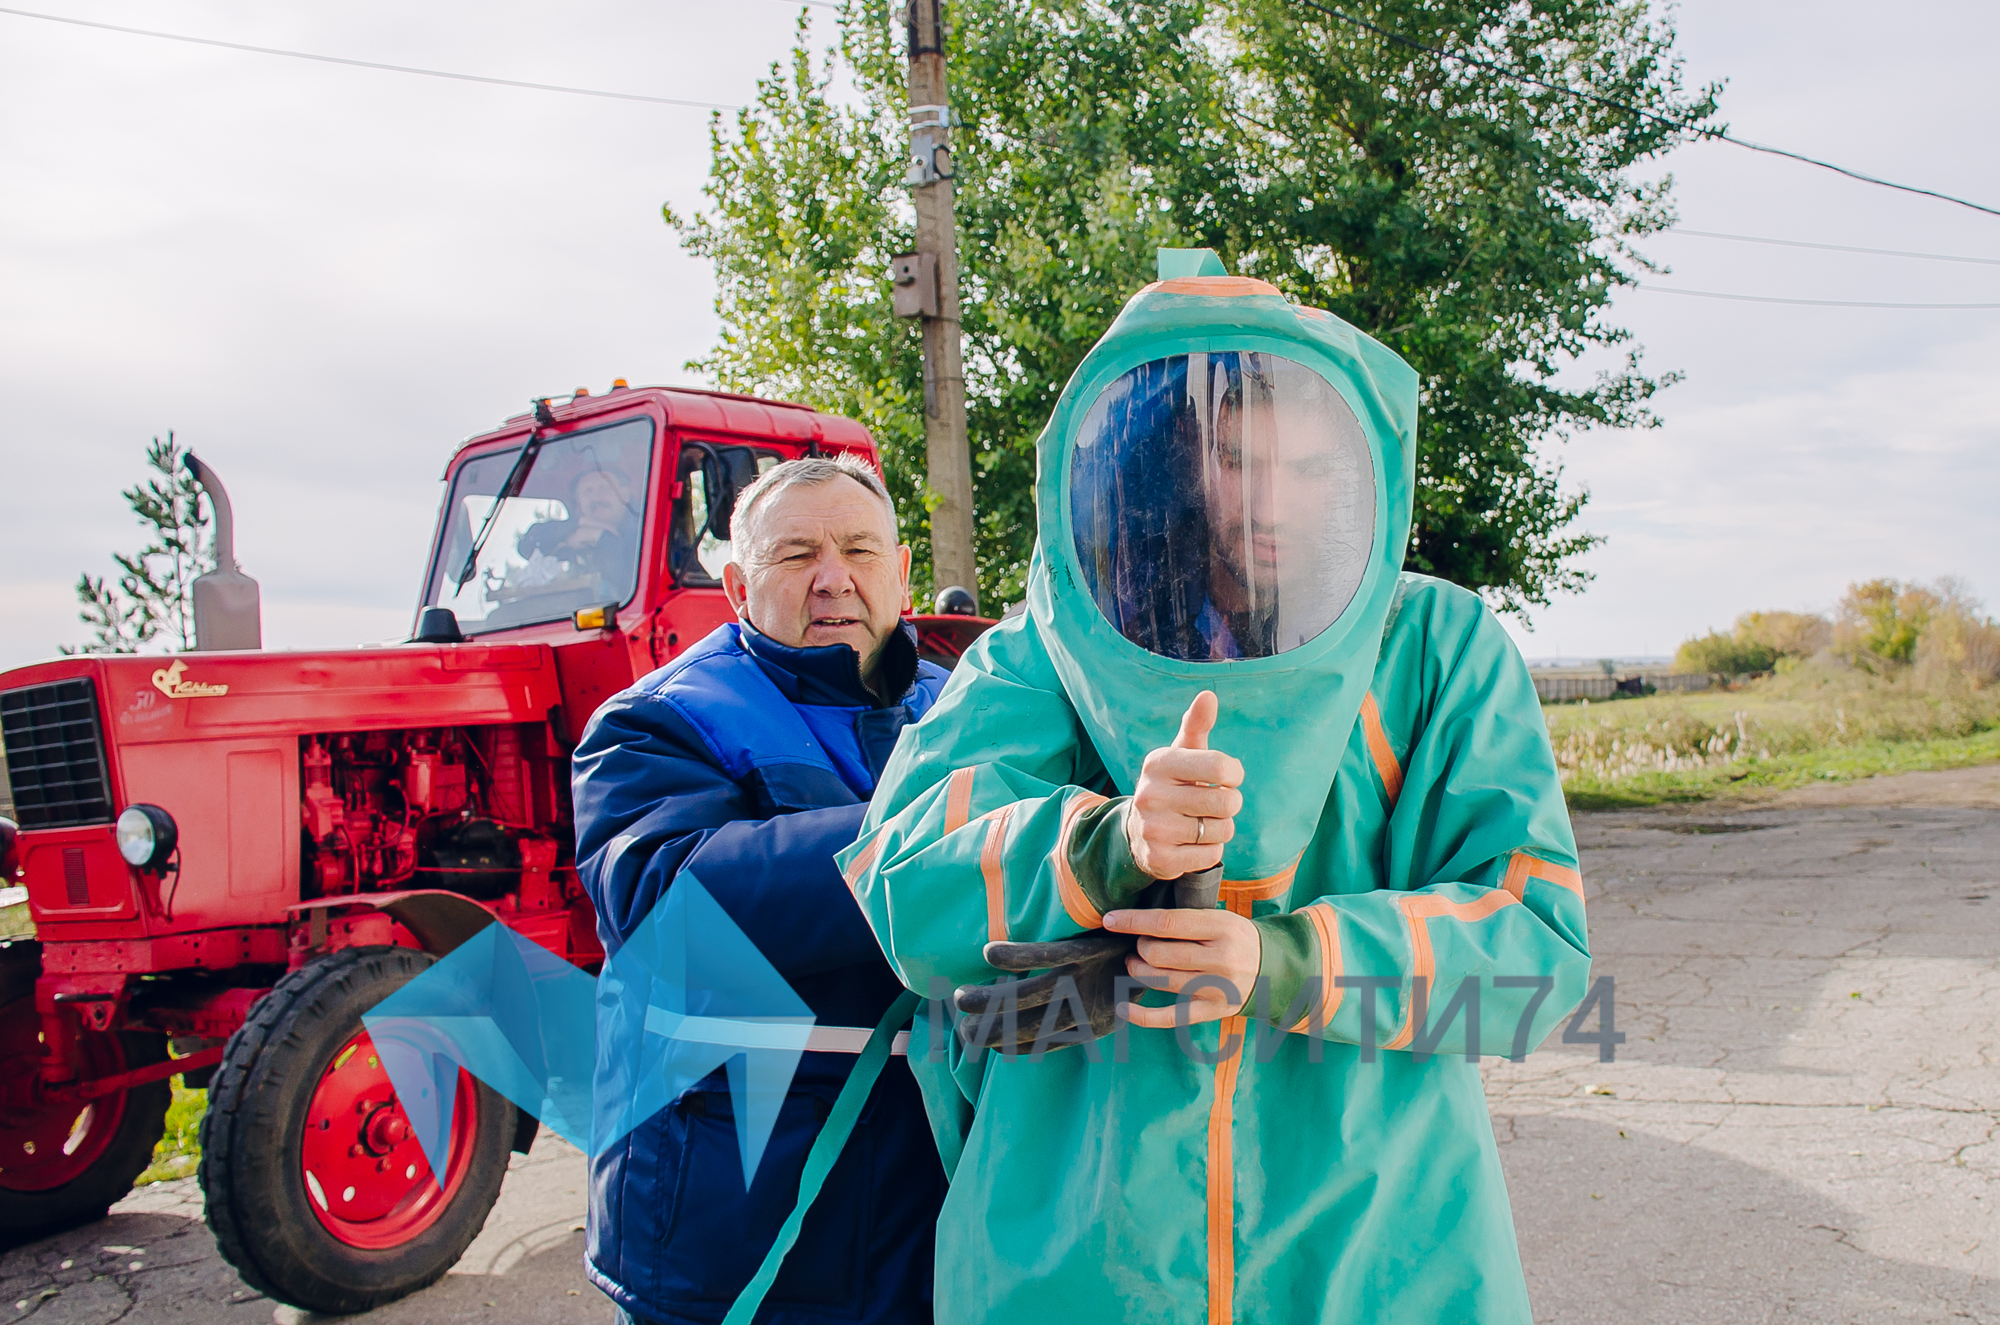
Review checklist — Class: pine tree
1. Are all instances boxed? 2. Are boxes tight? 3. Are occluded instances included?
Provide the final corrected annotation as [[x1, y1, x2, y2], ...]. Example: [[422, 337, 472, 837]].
[[65, 433, 214, 654]]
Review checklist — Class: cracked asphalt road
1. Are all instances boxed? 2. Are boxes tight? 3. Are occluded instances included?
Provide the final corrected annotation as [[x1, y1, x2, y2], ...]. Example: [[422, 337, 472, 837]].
[[6, 767, 1997, 1323], [1493, 768, 2000, 1323]]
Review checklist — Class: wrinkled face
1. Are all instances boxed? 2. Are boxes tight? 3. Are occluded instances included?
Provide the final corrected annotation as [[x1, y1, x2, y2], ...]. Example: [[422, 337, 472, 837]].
[[723, 476, 912, 680], [574, 470, 634, 528]]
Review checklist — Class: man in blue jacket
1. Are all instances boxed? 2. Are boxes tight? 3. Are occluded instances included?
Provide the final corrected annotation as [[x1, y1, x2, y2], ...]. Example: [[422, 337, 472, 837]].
[[573, 454, 951, 1325]]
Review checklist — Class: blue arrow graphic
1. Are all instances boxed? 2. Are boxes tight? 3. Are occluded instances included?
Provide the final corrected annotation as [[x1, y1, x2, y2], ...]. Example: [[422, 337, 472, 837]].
[[363, 919, 598, 1178], [593, 872, 814, 1185], [362, 873, 814, 1190]]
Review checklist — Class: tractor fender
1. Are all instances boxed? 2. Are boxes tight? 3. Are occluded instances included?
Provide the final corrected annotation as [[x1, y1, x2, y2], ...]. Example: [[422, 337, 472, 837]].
[[285, 890, 496, 958]]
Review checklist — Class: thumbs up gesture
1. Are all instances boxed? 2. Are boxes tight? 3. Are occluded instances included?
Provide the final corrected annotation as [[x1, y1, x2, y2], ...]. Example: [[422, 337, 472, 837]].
[[1124, 690, 1244, 880]]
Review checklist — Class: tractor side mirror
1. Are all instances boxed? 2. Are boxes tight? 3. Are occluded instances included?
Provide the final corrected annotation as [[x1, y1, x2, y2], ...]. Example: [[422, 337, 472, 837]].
[[934, 585, 979, 616], [412, 606, 466, 643], [698, 447, 737, 544]]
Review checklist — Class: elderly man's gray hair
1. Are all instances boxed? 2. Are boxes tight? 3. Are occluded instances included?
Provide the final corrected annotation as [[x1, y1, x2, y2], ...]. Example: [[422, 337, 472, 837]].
[[730, 453, 899, 551]]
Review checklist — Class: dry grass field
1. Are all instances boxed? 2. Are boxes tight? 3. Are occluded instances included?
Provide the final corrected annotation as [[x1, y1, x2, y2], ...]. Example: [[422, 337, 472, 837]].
[[1548, 662, 2000, 808]]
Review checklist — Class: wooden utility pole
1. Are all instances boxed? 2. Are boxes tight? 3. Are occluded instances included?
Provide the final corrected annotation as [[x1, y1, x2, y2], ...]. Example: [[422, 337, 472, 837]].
[[892, 0, 978, 609]]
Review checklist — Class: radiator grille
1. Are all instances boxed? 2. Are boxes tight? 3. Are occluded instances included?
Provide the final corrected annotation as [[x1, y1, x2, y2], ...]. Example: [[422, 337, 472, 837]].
[[0, 678, 114, 830], [63, 846, 89, 906]]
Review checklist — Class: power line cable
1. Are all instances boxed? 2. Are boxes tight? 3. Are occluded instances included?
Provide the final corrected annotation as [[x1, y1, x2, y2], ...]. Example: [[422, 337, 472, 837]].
[[18, 0, 1996, 227], [1666, 228, 2000, 267], [1290, 0, 2000, 220], [13, 0, 1998, 250], [1637, 285, 2000, 309], [0, 5, 742, 110]]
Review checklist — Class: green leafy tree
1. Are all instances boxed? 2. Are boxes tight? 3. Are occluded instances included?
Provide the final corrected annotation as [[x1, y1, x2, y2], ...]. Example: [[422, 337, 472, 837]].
[[65, 433, 213, 654], [671, 0, 1717, 610]]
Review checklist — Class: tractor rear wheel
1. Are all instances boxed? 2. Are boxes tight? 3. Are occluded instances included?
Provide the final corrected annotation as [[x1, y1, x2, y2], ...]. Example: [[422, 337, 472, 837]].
[[199, 945, 515, 1315], [0, 938, 171, 1243]]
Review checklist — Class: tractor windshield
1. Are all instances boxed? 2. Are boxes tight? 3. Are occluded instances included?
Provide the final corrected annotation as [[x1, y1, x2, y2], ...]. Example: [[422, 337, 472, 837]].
[[423, 417, 654, 635]]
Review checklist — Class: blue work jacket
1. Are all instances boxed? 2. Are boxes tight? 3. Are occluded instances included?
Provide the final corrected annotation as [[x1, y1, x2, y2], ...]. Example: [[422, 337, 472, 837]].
[[573, 620, 951, 1325]]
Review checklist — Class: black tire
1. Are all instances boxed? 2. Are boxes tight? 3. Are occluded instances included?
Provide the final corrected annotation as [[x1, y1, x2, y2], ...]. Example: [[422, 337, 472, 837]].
[[199, 945, 515, 1315], [0, 938, 170, 1243]]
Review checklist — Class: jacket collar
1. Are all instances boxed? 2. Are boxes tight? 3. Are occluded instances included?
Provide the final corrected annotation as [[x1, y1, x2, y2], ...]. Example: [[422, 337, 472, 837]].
[[738, 619, 921, 709]]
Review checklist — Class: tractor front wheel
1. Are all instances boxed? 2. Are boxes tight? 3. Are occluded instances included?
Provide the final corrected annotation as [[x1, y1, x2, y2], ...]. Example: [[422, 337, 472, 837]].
[[199, 945, 515, 1315], [0, 940, 170, 1242]]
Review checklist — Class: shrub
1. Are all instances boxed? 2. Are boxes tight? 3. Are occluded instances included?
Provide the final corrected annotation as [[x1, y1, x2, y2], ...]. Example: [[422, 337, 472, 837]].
[[1674, 608, 1828, 677], [1676, 630, 1777, 677], [1835, 578, 1939, 670], [1917, 606, 2000, 686], [1737, 610, 1831, 659]]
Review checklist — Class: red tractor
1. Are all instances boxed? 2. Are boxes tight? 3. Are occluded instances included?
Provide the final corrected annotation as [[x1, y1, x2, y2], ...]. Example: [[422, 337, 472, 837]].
[[0, 384, 989, 1313]]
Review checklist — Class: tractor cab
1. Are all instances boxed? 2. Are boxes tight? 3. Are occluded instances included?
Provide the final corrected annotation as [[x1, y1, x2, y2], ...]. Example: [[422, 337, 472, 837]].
[[412, 385, 863, 667], [409, 383, 984, 671], [423, 415, 662, 638]]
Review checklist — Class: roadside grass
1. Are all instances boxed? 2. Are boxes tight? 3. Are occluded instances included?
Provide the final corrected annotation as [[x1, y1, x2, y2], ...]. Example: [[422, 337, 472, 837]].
[[1561, 726, 2000, 809], [1549, 662, 2000, 809], [0, 900, 31, 939], [137, 1078, 206, 1185]]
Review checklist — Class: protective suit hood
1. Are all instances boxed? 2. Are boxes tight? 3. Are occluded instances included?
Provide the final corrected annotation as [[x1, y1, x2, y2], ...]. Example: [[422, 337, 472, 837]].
[[1027, 249, 1419, 883]]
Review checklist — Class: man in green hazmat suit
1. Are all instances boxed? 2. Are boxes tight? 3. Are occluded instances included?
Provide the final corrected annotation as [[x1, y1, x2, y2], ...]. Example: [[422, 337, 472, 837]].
[[837, 250, 1592, 1325]]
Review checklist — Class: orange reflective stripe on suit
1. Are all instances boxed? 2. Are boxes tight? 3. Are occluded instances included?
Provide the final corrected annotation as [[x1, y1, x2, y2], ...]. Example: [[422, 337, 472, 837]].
[[1383, 890, 1520, 1050], [1206, 892, 1254, 1325], [1501, 851, 1584, 901], [1359, 691, 1403, 807]]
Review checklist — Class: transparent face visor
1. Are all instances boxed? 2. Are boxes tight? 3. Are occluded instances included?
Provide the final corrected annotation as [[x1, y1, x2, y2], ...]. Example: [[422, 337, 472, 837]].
[[1069, 351, 1376, 662]]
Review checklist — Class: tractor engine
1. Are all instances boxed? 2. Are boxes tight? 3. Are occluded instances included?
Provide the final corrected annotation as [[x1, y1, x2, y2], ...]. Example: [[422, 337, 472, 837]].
[[299, 724, 572, 909]]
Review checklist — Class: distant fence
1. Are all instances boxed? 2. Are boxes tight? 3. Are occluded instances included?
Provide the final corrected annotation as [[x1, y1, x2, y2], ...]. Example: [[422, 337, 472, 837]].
[[1533, 671, 1713, 703], [1534, 674, 1617, 702]]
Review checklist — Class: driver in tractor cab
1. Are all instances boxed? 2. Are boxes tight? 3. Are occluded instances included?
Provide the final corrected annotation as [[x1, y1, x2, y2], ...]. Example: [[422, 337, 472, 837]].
[[519, 467, 642, 574], [572, 453, 950, 1325]]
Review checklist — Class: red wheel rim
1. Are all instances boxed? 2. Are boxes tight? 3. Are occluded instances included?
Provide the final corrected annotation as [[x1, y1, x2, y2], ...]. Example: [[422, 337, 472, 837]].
[[0, 995, 129, 1193], [298, 1027, 478, 1249]]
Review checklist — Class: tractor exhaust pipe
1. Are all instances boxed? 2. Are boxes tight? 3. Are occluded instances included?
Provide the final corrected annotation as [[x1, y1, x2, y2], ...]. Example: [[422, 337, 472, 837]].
[[185, 452, 263, 651]]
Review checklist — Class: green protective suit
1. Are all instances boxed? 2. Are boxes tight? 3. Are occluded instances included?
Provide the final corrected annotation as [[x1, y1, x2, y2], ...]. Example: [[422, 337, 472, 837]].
[[838, 251, 1591, 1325]]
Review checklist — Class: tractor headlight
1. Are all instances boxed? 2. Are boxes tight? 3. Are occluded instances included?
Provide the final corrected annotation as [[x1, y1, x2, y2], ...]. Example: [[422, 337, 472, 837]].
[[116, 804, 178, 871]]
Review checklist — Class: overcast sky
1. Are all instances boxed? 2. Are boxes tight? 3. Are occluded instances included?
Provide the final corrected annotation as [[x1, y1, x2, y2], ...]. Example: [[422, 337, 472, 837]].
[[2, 0, 1995, 670]]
